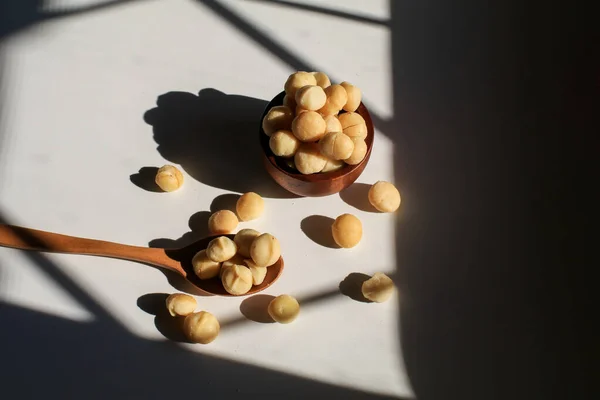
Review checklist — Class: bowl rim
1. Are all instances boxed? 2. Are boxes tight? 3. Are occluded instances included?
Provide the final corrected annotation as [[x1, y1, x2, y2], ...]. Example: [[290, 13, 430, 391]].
[[259, 90, 374, 182]]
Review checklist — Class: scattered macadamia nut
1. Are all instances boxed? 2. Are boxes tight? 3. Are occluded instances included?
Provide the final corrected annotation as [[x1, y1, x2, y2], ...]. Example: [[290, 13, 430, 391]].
[[295, 85, 327, 111], [268, 294, 300, 324], [340, 81, 362, 112], [244, 259, 267, 285], [208, 210, 238, 234], [284, 71, 317, 97], [155, 165, 183, 192], [236, 192, 265, 221], [206, 236, 238, 262], [318, 84, 348, 116], [361, 272, 395, 303], [269, 130, 300, 158], [250, 233, 281, 267], [312, 71, 331, 88], [319, 132, 355, 160], [221, 264, 253, 295], [262, 106, 294, 136], [165, 293, 197, 317], [183, 311, 220, 344], [331, 213, 363, 248], [294, 143, 328, 174], [324, 115, 342, 133], [321, 158, 345, 173], [338, 112, 367, 139], [234, 228, 261, 257], [344, 137, 368, 165], [283, 94, 296, 110], [368, 181, 401, 213], [192, 249, 222, 280], [292, 111, 326, 142]]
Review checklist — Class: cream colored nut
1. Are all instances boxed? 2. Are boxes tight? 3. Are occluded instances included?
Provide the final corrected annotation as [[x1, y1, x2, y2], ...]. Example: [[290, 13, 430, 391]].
[[292, 111, 326, 142], [321, 158, 345, 173], [221, 264, 253, 295], [233, 228, 261, 257], [165, 293, 197, 317], [206, 236, 238, 262], [361, 272, 395, 303], [244, 259, 267, 285], [262, 106, 294, 136], [318, 84, 348, 116], [331, 213, 362, 248], [283, 94, 297, 111], [155, 165, 184, 192], [312, 71, 331, 88], [236, 192, 264, 221], [319, 132, 355, 160], [338, 112, 367, 139], [284, 71, 317, 97], [208, 210, 238, 234], [250, 233, 281, 267], [192, 249, 221, 280], [295, 85, 327, 111], [222, 253, 245, 270], [183, 311, 220, 344], [344, 137, 367, 165], [294, 143, 328, 175], [269, 130, 300, 158], [368, 181, 401, 213], [340, 81, 362, 112], [324, 115, 342, 133], [268, 294, 300, 324]]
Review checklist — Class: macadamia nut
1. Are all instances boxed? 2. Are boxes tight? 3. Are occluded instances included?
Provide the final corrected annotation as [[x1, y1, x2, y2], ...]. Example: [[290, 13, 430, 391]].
[[236, 192, 265, 221], [234, 228, 260, 257], [269, 130, 300, 158], [155, 165, 183, 192], [208, 210, 238, 234], [292, 111, 326, 142], [262, 106, 294, 136], [222, 253, 245, 270], [284, 71, 317, 97], [344, 137, 367, 165], [368, 181, 401, 213], [312, 71, 331, 88], [250, 233, 281, 267], [165, 293, 197, 317], [192, 249, 222, 280], [183, 311, 220, 344], [331, 213, 362, 248], [340, 81, 362, 112], [268, 294, 300, 324], [206, 236, 238, 262], [319, 132, 355, 160], [361, 272, 395, 303], [244, 259, 267, 285], [295, 85, 327, 111], [294, 143, 328, 174], [321, 158, 345, 173], [318, 84, 348, 116], [283, 94, 297, 110], [338, 112, 367, 139], [221, 264, 253, 295], [324, 115, 342, 133]]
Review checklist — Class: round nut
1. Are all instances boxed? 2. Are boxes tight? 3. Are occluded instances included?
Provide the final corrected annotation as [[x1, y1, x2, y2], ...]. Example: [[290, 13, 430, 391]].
[[361, 272, 395, 303], [283, 94, 297, 111], [269, 130, 300, 158], [319, 132, 355, 160], [165, 293, 197, 317], [221, 264, 253, 295], [284, 71, 317, 97], [244, 259, 267, 285], [206, 236, 238, 262], [208, 210, 238, 234], [294, 143, 328, 174], [312, 71, 331, 89], [338, 112, 367, 139], [262, 106, 294, 136], [292, 111, 326, 142], [233, 228, 261, 258], [321, 158, 345, 173], [236, 192, 264, 221], [344, 137, 367, 165], [295, 85, 327, 111], [317, 84, 348, 116], [250, 233, 281, 267], [324, 115, 342, 133], [192, 249, 222, 280], [155, 165, 183, 192], [368, 181, 401, 213], [268, 294, 300, 324], [331, 213, 362, 248], [340, 81, 362, 112], [183, 311, 220, 344]]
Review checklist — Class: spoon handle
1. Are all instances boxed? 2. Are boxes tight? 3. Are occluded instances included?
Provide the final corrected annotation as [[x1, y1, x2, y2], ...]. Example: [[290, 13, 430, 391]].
[[0, 224, 180, 272]]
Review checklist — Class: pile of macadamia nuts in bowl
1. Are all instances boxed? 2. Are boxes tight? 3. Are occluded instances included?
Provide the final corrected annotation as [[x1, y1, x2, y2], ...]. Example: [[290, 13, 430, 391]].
[[260, 71, 374, 197]]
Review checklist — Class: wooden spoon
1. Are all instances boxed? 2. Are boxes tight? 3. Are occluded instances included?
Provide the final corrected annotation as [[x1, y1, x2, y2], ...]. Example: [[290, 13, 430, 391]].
[[0, 224, 284, 296]]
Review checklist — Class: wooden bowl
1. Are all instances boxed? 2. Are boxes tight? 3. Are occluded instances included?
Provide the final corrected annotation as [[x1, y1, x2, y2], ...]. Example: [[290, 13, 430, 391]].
[[259, 91, 374, 197]]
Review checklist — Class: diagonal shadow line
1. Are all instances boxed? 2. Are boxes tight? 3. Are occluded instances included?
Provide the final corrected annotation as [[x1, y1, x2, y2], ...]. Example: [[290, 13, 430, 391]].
[[42, 0, 146, 20], [245, 0, 389, 26]]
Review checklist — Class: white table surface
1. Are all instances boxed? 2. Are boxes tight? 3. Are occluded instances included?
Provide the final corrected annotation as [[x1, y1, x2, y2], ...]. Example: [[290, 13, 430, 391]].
[[0, 1, 412, 398]]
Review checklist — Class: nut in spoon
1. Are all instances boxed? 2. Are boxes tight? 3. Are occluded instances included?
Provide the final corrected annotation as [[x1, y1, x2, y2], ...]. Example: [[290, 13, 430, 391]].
[[0, 224, 284, 296]]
